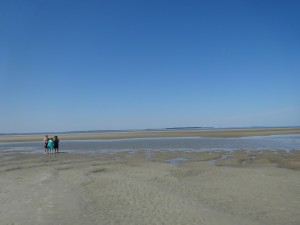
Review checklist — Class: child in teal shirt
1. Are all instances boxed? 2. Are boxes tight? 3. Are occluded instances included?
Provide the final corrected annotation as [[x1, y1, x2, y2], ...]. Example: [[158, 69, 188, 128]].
[[47, 138, 54, 154]]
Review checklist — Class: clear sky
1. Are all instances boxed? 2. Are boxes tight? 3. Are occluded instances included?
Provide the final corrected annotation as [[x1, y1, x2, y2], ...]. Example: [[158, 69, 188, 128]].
[[1, 0, 299, 133]]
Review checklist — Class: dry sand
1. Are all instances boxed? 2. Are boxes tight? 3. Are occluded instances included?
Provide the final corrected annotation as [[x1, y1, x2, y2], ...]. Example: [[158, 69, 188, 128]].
[[1, 150, 300, 225], [1, 127, 300, 142]]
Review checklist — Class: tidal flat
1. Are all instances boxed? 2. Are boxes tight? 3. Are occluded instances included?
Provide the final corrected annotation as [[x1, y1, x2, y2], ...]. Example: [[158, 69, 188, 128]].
[[0, 149, 299, 225]]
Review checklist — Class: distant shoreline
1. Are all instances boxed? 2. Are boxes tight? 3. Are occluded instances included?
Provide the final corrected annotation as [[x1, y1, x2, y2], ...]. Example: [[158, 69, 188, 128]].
[[1, 126, 299, 136], [1, 127, 300, 142]]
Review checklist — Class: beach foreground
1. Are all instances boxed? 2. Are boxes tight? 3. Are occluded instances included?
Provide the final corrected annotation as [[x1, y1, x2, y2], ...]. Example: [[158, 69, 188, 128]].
[[1, 150, 299, 225]]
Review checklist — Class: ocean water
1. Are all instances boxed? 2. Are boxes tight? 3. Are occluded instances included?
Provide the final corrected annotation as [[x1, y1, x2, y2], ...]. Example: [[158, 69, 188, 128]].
[[0, 134, 299, 154]]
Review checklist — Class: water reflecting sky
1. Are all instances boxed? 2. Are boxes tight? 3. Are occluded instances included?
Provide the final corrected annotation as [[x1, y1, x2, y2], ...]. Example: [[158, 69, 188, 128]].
[[0, 135, 299, 154]]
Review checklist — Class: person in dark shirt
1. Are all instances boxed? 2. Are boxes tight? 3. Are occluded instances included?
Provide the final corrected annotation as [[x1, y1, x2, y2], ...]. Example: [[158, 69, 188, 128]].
[[53, 136, 60, 153]]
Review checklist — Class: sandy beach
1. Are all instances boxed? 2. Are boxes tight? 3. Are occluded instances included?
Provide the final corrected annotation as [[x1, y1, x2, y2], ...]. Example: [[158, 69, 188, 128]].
[[1, 149, 300, 225], [1, 128, 300, 225]]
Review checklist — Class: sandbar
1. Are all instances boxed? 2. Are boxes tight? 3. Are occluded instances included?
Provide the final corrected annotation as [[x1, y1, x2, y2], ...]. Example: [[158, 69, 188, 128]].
[[1, 127, 300, 142]]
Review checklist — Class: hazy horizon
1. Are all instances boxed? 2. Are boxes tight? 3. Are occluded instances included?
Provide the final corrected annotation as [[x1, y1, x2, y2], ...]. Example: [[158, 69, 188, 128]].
[[1, 125, 300, 135]]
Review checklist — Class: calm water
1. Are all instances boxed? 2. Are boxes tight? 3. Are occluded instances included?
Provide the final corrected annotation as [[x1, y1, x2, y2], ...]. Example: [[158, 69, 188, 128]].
[[0, 134, 299, 154]]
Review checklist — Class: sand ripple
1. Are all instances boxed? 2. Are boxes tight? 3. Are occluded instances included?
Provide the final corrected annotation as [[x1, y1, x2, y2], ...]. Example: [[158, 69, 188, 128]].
[[0, 150, 299, 225]]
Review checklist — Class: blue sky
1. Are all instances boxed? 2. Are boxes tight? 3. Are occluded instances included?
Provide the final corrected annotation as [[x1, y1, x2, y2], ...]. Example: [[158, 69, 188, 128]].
[[1, 0, 299, 133]]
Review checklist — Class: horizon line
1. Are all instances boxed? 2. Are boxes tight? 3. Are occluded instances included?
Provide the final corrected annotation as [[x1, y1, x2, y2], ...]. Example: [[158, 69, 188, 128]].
[[1, 126, 300, 136]]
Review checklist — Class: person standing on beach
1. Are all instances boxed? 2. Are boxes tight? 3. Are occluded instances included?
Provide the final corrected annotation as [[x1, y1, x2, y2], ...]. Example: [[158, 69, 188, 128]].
[[44, 135, 49, 153], [53, 136, 60, 153], [47, 138, 54, 154]]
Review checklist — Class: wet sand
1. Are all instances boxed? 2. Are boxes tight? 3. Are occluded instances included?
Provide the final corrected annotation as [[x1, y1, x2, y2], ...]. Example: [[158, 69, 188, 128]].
[[1, 127, 300, 142], [1, 150, 300, 225]]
